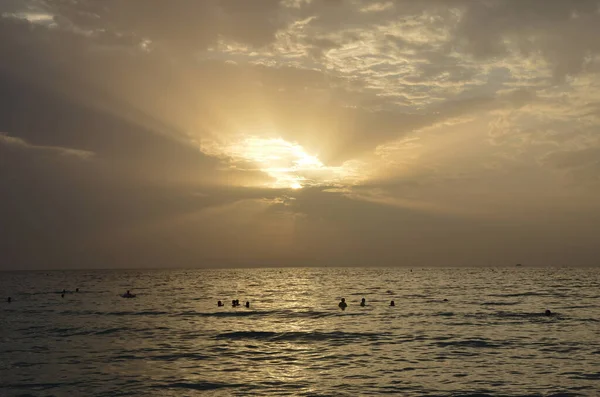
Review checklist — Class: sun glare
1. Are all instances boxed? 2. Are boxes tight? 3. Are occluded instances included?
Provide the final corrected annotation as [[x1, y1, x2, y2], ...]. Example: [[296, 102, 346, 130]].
[[236, 137, 325, 189], [205, 136, 361, 189]]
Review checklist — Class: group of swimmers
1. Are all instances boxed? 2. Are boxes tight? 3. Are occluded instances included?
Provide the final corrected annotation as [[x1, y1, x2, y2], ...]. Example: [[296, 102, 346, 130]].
[[218, 299, 250, 308], [6, 288, 81, 303], [338, 297, 396, 310], [336, 297, 554, 316], [4, 293, 554, 316], [338, 297, 556, 315]]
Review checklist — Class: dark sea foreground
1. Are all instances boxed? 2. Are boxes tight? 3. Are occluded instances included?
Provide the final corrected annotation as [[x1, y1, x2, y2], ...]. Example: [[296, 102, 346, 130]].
[[1, 267, 599, 396]]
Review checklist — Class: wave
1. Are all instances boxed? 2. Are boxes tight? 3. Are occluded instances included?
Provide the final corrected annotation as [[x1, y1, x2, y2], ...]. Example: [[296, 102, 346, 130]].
[[0, 381, 83, 390], [46, 326, 169, 337], [487, 291, 571, 298], [113, 352, 209, 362], [487, 292, 546, 297], [435, 339, 503, 349], [464, 311, 563, 320], [562, 372, 600, 380], [446, 394, 495, 397], [215, 330, 386, 342], [176, 310, 268, 318], [59, 310, 169, 316], [175, 309, 350, 319], [479, 301, 521, 306], [435, 311, 455, 317], [442, 393, 586, 397], [151, 381, 242, 391]]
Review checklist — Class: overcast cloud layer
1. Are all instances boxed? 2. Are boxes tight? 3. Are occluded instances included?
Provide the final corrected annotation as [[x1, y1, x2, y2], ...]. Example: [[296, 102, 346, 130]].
[[1, 0, 599, 269]]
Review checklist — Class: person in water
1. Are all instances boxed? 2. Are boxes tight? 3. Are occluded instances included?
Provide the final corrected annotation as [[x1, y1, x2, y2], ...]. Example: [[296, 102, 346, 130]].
[[218, 300, 224, 307], [76, 288, 79, 293], [390, 300, 395, 307], [123, 290, 135, 298], [245, 301, 250, 308], [7, 297, 11, 303], [338, 298, 347, 310], [360, 298, 366, 307], [545, 309, 552, 316], [232, 299, 238, 307]]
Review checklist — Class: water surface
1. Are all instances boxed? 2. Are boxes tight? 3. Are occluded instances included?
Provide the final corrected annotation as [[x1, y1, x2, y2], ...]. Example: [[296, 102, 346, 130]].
[[1, 267, 599, 396]]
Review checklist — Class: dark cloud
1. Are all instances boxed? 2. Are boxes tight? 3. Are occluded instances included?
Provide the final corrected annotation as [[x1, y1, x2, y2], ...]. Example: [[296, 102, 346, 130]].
[[542, 147, 600, 170], [541, 146, 600, 184], [0, 129, 285, 269], [39, 0, 286, 52]]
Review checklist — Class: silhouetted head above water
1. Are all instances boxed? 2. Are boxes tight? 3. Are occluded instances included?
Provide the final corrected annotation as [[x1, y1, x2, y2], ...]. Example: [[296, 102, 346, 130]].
[[443, 299, 448, 302], [338, 298, 347, 310], [390, 300, 395, 307], [245, 301, 250, 308], [76, 288, 79, 293], [361, 298, 366, 307], [7, 297, 11, 303], [545, 309, 552, 316], [218, 300, 223, 307]]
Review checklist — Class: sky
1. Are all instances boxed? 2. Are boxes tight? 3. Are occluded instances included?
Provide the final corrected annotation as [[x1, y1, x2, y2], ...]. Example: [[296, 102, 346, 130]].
[[1, 0, 599, 270]]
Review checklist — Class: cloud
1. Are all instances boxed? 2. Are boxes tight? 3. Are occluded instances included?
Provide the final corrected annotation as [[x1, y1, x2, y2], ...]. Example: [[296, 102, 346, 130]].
[[2, 1, 600, 268], [453, 0, 600, 78], [540, 146, 600, 185], [30, 0, 288, 52], [0, 134, 94, 159], [542, 147, 600, 170]]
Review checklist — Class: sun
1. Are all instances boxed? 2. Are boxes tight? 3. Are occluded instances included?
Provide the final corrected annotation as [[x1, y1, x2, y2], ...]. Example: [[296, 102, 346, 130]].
[[226, 137, 326, 189], [203, 135, 361, 189]]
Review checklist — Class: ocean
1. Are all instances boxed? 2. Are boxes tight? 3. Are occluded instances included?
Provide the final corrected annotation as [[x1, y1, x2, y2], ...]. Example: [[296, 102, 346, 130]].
[[1, 267, 599, 396]]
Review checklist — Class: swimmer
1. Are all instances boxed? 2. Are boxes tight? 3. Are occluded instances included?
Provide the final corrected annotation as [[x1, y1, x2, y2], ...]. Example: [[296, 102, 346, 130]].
[[360, 297, 366, 307], [338, 298, 347, 310], [122, 290, 136, 298], [236, 299, 241, 307], [232, 299, 237, 307], [218, 300, 224, 307], [245, 301, 250, 308], [443, 298, 448, 302], [61, 293, 65, 298], [75, 288, 79, 293], [390, 300, 395, 307], [7, 297, 11, 303], [545, 309, 552, 316]]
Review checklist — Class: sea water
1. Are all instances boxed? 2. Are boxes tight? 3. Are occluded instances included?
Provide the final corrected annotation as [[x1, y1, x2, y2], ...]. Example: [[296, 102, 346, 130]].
[[1, 267, 599, 396]]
